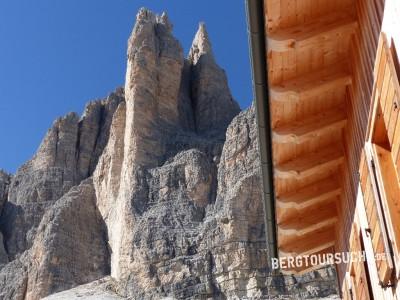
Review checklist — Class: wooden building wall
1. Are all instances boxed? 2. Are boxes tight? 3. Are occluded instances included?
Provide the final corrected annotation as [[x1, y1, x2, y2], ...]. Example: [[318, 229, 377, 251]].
[[261, 0, 400, 297], [338, 0, 400, 297], [336, 0, 385, 284]]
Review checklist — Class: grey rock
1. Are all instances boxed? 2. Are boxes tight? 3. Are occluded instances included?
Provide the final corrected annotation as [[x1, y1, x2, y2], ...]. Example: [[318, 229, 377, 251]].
[[42, 277, 123, 300], [0, 233, 8, 269], [25, 179, 109, 299], [177, 60, 196, 132], [0, 90, 123, 260], [76, 89, 124, 180], [124, 8, 184, 168], [0, 170, 10, 213], [93, 101, 129, 279], [0, 179, 110, 300], [189, 23, 241, 134], [107, 106, 337, 300], [0, 171, 10, 266], [89, 88, 125, 174], [0, 234, 8, 266], [2, 111, 80, 259], [0, 252, 29, 300]]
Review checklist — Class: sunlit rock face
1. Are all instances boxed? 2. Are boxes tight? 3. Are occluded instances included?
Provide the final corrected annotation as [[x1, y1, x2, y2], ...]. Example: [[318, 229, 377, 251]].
[[0, 90, 124, 262], [0, 8, 338, 300]]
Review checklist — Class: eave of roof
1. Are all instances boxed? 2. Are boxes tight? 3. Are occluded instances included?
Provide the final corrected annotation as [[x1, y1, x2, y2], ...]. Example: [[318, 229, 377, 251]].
[[245, 0, 278, 271]]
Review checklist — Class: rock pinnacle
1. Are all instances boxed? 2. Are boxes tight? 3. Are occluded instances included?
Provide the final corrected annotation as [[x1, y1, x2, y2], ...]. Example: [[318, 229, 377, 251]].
[[188, 22, 213, 64]]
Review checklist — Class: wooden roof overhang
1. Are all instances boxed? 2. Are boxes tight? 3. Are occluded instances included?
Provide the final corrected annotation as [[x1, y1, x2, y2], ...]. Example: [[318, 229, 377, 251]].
[[247, 0, 358, 275]]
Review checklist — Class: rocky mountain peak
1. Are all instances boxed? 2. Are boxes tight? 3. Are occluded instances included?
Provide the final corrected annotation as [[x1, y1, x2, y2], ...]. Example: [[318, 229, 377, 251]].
[[0, 169, 10, 181], [188, 22, 241, 134], [158, 12, 173, 31], [188, 22, 213, 65], [135, 7, 157, 24]]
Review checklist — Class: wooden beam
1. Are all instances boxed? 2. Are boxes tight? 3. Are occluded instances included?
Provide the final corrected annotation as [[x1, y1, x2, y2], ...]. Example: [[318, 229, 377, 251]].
[[373, 144, 400, 252], [275, 145, 344, 179], [276, 177, 341, 210], [267, 10, 357, 52], [270, 64, 352, 102], [279, 226, 336, 257], [278, 202, 338, 236], [273, 107, 347, 144]]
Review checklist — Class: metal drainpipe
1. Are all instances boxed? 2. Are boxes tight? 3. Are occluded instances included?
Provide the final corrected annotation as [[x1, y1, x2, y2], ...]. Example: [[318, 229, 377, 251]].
[[245, 0, 278, 272]]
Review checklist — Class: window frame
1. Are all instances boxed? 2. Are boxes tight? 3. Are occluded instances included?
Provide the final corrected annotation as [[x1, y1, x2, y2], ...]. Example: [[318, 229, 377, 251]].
[[364, 33, 400, 282]]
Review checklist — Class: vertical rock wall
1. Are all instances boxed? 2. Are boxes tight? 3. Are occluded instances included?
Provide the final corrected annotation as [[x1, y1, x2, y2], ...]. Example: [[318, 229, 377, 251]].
[[0, 90, 123, 260], [0, 170, 10, 266]]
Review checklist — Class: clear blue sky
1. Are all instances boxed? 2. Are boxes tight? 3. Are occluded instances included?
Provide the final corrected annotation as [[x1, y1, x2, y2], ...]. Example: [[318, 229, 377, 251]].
[[0, 0, 252, 173]]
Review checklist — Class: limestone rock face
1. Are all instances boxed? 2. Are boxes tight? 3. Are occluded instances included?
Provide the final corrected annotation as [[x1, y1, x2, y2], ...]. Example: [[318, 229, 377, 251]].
[[0, 252, 29, 300], [0, 170, 10, 213], [77, 89, 124, 180], [124, 9, 184, 168], [0, 180, 109, 300], [42, 277, 123, 300], [0, 90, 123, 260], [25, 179, 109, 300], [0, 170, 10, 266], [2, 112, 80, 259], [189, 24, 241, 134], [0, 234, 7, 266], [0, 8, 338, 300]]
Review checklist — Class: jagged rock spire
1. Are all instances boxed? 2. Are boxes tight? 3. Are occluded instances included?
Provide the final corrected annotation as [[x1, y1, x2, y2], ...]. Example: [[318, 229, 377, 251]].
[[159, 12, 173, 31], [134, 8, 172, 31], [124, 8, 184, 168], [0, 169, 10, 211], [189, 23, 240, 134], [188, 23, 213, 64], [136, 7, 157, 23], [0, 90, 123, 261]]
